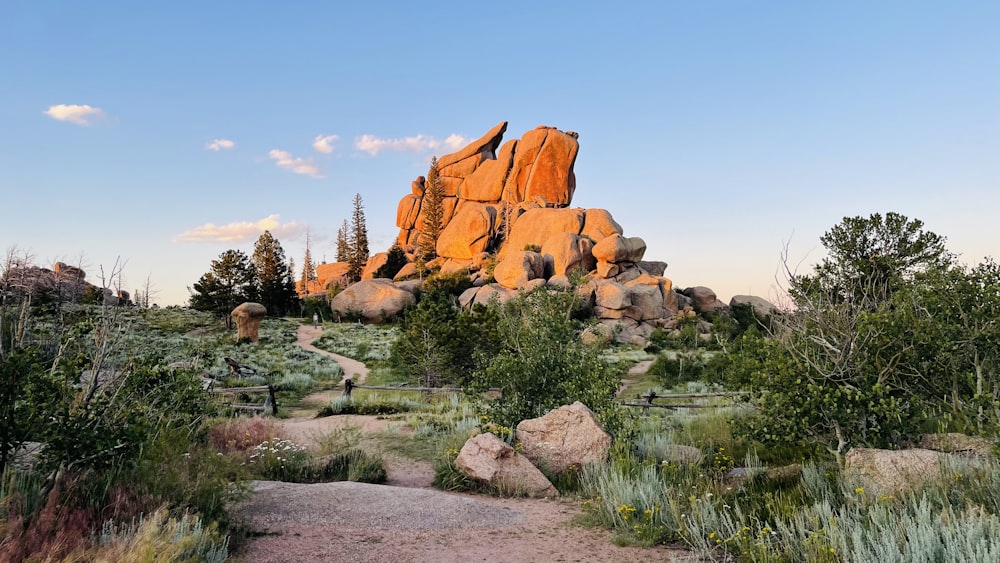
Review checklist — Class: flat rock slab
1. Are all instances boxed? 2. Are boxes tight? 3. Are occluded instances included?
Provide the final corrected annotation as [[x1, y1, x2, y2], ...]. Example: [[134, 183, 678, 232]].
[[241, 481, 524, 530]]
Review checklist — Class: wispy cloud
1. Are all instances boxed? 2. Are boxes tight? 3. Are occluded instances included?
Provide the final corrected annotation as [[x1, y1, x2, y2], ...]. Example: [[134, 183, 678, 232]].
[[206, 138, 235, 151], [43, 104, 108, 126], [312, 134, 339, 154], [354, 133, 468, 156], [268, 149, 323, 178], [173, 214, 303, 243]]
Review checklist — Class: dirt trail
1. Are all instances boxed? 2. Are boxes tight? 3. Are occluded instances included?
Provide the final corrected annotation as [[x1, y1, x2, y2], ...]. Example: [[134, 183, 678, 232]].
[[296, 324, 369, 383], [236, 328, 695, 561]]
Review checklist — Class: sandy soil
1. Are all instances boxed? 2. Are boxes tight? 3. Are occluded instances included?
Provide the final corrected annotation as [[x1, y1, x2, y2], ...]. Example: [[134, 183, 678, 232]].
[[234, 327, 696, 562]]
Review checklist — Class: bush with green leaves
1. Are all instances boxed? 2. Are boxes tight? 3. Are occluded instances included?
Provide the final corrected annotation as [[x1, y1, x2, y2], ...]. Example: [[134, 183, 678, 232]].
[[717, 214, 1000, 462], [466, 287, 625, 432], [389, 273, 500, 387]]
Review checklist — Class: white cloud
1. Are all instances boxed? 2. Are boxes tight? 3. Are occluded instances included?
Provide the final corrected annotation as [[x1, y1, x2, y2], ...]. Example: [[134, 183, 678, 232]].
[[312, 134, 339, 154], [354, 133, 469, 156], [443, 133, 468, 151], [173, 214, 303, 243], [268, 149, 323, 178], [206, 139, 235, 151], [43, 104, 108, 126]]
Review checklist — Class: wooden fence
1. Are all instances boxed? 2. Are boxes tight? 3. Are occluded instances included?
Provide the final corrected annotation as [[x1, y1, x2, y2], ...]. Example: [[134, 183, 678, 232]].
[[340, 378, 501, 397], [621, 389, 750, 415], [210, 385, 278, 416]]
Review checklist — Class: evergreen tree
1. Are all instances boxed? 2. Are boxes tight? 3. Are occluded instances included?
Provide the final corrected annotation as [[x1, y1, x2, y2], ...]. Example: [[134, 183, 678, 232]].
[[189, 249, 255, 328], [252, 231, 298, 316], [418, 157, 444, 260], [298, 228, 318, 295], [336, 220, 349, 263], [347, 193, 369, 283], [374, 244, 408, 280]]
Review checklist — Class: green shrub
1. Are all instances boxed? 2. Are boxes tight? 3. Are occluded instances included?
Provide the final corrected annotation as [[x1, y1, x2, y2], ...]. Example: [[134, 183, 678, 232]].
[[467, 287, 624, 433], [317, 395, 422, 417]]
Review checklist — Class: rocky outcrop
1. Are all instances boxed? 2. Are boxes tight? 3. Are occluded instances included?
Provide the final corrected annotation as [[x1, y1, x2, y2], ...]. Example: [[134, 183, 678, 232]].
[[729, 295, 777, 320], [683, 286, 728, 317], [515, 402, 611, 475], [592, 234, 646, 278], [493, 251, 546, 290], [458, 284, 517, 309], [330, 279, 415, 323], [542, 232, 595, 276], [358, 121, 754, 345], [455, 433, 557, 497], [436, 202, 500, 260], [361, 253, 389, 281], [316, 262, 350, 293], [502, 126, 578, 206], [231, 302, 267, 342]]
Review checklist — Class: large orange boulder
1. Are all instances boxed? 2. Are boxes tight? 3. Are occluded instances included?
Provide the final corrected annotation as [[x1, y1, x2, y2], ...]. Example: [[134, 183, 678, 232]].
[[437, 122, 508, 196], [316, 262, 350, 290], [501, 208, 585, 258], [502, 126, 578, 206], [330, 279, 416, 323], [437, 121, 508, 170], [493, 250, 546, 290], [592, 234, 646, 264], [396, 195, 421, 229], [581, 209, 623, 241], [458, 139, 516, 202], [361, 252, 389, 280], [541, 232, 595, 276], [436, 202, 499, 260]]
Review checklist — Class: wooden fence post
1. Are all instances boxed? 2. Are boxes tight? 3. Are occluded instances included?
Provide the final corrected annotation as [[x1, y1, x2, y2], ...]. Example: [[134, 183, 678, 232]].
[[342, 378, 354, 398], [267, 385, 278, 416], [643, 390, 657, 416]]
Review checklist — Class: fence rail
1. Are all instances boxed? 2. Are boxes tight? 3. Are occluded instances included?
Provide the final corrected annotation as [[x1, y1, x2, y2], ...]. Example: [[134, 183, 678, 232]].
[[622, 389, 750, 414], [210, 384, 278, 416], [340, 379, 501, 397]]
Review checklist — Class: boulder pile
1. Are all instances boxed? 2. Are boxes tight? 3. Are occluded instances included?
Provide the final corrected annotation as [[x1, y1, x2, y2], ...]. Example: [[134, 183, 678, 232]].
[[2, 261, 130, 306], [454, 402, 612, 496], [331, 120, 771, 340]]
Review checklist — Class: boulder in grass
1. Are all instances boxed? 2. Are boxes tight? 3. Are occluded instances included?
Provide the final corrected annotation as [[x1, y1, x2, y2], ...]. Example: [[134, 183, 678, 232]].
[[455, 433, 557, 497], [231, 302, 267, 342], [515, 402, 611, 475]]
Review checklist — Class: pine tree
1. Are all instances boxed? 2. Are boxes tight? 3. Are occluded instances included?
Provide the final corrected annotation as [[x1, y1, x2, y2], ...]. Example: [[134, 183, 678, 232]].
[[336, 220, 349, 263], [252, 230, 298, 316], [418, 156, 444, 260], [189, 249, 255, 328], [347, 193, 369, 283], [298, 228, 318, 295]]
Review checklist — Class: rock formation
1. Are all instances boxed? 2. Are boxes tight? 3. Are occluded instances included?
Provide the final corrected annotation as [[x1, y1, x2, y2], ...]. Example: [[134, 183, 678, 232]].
[[383, 121, 685, 340], [844, 448, 952, 496], [231, 302, 267, 342], [329, 279, 415, 323], [455, 432, 558, 498], [340, 120, 772, 336], [2, 261, 130, 305], [514, 402, 611, 475]]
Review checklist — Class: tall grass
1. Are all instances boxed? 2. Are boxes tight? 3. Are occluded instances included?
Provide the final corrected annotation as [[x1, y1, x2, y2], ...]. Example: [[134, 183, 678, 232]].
[[581, 432, 1000, 562]]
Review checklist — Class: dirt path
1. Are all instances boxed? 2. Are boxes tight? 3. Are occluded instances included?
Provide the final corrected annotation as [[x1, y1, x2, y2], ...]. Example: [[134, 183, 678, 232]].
[[235, 328, 695, 561], [618, 359, 654, 396], [296, 324, 370, 383]]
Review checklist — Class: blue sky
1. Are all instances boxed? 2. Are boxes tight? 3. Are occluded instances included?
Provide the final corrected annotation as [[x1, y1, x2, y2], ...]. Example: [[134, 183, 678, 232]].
[[2, 1, 997, 306]]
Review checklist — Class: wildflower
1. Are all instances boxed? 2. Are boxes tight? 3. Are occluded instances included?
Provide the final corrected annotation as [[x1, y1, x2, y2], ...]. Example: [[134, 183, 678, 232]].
[[855, 487, 865, 494]]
